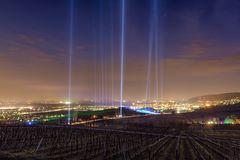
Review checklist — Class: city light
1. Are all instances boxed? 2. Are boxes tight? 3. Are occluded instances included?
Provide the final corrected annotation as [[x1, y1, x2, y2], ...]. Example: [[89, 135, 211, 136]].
[[0, 0, 239, 159], [65, 101, 72, 105]]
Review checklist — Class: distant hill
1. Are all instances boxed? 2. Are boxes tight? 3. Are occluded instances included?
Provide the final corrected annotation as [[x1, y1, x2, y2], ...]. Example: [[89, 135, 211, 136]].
[[188, 92, 240, 102], [182, 103, 240, 119]]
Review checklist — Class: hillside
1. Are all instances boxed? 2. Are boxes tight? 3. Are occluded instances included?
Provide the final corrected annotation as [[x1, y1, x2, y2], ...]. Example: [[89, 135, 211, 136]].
[[188, 92, 240, 102]]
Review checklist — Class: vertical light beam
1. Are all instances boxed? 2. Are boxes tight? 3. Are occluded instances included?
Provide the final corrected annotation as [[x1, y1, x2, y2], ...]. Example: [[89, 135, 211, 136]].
[[154, 0, 159, 101], [67, 0, 74, 125], [110, 1, 115, 107], [145, 27, 153, 102], [119, 0, 125, 117], [145, 1, 154, 103]]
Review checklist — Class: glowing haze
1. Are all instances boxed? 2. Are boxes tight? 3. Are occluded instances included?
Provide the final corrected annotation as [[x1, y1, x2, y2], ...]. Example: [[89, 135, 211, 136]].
[[0, 0, 240, 101]]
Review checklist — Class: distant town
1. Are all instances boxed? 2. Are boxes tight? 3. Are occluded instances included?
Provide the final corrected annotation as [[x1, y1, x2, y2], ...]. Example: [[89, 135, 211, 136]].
[[1, 93, 240, 126]]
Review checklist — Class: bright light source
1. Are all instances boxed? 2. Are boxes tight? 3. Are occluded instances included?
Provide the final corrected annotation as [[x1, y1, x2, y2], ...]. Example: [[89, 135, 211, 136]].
[[205, 103, 211, 107], [207, 120, 214, 125], [65, 101, 71, 105], [192, 105, 200, 109]]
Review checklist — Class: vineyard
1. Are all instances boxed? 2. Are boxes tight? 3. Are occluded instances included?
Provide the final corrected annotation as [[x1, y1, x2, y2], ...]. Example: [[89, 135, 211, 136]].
[[0, 125, 239, 160]]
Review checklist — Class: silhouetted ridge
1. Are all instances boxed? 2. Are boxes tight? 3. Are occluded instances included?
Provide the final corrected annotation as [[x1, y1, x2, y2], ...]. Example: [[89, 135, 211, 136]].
[[188, 92, 240, 102]]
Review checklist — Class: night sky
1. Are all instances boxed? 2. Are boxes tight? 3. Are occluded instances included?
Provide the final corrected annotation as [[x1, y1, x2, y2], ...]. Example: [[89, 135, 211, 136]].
[[0, 0, 240, 101]]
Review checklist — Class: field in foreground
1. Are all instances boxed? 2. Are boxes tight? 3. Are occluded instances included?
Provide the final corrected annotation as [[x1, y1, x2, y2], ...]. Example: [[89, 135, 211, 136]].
[[0, 117, 239, 160]]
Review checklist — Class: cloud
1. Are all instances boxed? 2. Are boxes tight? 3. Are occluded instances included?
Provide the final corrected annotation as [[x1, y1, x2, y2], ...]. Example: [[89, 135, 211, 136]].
[[0, 30, 239, 101], [164, 53, 240, 76], [16, 34, 46, 45]]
